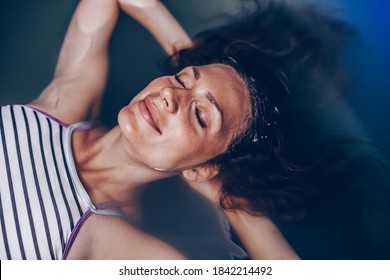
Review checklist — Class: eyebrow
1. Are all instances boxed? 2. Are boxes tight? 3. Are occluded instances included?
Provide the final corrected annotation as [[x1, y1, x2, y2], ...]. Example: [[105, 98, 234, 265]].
[[206, 91, 224, 123], [192, 66, 200, 80], [193, 66, 224, 125]]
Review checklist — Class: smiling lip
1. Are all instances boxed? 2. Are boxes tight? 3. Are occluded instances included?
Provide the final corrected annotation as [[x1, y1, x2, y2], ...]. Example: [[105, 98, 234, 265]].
[[138, 98, 161, 134]]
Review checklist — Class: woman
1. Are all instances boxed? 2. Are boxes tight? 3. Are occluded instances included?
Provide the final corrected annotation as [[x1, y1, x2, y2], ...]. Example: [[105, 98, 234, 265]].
[[0, 0, 361, 259], [0, 0, 298, 260]]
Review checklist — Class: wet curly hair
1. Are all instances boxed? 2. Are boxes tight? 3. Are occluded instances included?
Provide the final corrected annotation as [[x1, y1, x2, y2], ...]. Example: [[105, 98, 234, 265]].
[[164, 0, 360, 220]]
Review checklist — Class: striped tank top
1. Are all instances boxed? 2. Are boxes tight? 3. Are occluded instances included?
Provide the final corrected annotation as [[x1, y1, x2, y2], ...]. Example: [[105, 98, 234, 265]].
[[0, 105, 128, 259]]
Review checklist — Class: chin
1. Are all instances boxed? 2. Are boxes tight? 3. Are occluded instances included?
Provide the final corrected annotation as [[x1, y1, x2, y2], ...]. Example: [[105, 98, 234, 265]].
[[118, 107, 135, 137]]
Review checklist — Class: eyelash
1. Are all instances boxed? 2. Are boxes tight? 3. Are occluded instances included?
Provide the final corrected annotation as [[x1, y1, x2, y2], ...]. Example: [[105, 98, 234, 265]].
[[175, 73, 207, 129], [174, 73, 186, 88], [195, 107, 206, 128]]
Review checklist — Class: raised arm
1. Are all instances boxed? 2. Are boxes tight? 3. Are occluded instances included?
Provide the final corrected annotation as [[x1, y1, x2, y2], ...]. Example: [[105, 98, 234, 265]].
[[30, 0, 120, 123], [224, 209, 300, 260], [31, 0, 191, 123], [184, 178, 300, 260], [118, 0, 192, 56]]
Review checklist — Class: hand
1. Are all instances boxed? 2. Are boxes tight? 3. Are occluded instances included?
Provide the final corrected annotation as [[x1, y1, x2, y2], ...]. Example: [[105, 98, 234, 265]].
[[117, 0, 191, 55]]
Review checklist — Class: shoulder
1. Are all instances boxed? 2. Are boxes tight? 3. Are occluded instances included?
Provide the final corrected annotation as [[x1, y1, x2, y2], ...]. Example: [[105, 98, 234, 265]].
[[69, 213, 186, 260], [28, 77, 100, 124]]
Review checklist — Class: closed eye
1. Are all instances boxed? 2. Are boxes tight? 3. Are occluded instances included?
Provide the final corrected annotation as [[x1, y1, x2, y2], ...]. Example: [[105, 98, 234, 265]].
[[174, 73, 186, 88], [175, 72, 206, 128], [195, 107, 206, 128]]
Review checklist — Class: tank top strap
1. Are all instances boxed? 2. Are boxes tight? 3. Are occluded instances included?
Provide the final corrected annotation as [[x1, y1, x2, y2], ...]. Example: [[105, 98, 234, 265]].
[[62, 200, 136, 260], [65, 120, 100, 213]]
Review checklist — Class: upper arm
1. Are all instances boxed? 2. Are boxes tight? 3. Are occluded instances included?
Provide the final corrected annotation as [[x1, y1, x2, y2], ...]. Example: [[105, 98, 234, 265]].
[[32, 0, 192, 124], [31, 0, 120, 123]]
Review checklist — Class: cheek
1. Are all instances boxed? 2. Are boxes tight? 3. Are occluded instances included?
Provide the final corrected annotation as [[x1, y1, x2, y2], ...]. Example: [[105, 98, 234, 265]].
[[154, 130, 207, 169], [165, 120, 229, 163], [160, 128, 196, 156], [118, 102, 146, 139], [118, 106, 135, 136]]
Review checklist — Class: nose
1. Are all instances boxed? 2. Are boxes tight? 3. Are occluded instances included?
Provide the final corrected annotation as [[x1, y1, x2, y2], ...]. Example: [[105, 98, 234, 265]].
[[160, 86, 179, 113]]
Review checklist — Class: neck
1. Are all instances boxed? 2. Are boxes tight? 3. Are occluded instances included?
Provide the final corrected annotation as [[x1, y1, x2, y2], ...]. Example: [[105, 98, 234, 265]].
[[72, 125, 177, 204]]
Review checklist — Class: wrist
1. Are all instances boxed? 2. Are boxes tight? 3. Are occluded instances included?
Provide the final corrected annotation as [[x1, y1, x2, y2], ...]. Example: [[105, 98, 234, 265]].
[[118, 0, 159, 9]]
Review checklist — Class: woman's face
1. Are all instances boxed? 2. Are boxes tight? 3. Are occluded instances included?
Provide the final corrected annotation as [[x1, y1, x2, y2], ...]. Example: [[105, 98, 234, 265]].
[[118, 63, 251, 170]]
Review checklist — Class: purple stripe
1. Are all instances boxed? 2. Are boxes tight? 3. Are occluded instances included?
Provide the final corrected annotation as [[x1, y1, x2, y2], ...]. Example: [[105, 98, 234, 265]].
[[73, 122, 99, 132], [62, 209, 94, 260], [22, 105, 100, 131], [23, 108, 55, 259], [61, 200, 133, 259], [59, 125, 84, 216], [0, 107, 13, 259], [46, 118, 72, 244], [21, 105, 70, 127], [10, 106, 40, 259], [34, 112, 65, 254]]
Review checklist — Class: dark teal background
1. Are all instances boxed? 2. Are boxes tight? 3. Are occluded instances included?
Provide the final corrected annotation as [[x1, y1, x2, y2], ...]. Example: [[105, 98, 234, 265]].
[[1, 0, 389, 259]]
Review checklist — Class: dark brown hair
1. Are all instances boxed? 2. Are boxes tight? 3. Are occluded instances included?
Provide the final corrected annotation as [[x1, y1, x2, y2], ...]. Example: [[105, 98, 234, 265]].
[[164, 0, 364, 220]]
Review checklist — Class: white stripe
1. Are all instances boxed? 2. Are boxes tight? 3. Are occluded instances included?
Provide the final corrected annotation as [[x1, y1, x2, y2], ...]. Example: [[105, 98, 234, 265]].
[[12, 106, 39, 259], [3, 107, 26, 259], [0, 107, 12, 259], [44, 117, 72, 258], [24, 108, 54, 259], [25, 109, 58, 258], [1, 106, 24, 259], [59, 125, 89, 220], [1, 106, 92, 259], [38, 111, 70, 258], [65, 123, 96, 212]]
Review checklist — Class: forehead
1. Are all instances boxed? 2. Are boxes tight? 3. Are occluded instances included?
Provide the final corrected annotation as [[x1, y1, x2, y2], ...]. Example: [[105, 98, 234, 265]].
[[198, 63, 251, 143]]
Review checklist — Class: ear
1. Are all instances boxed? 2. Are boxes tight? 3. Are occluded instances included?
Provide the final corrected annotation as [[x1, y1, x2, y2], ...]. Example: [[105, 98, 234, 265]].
[[181, 164, 220, 183]]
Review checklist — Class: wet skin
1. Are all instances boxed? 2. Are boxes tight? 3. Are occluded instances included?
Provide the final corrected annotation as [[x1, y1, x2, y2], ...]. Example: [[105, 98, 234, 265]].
[[118, 63, 251, 170]]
